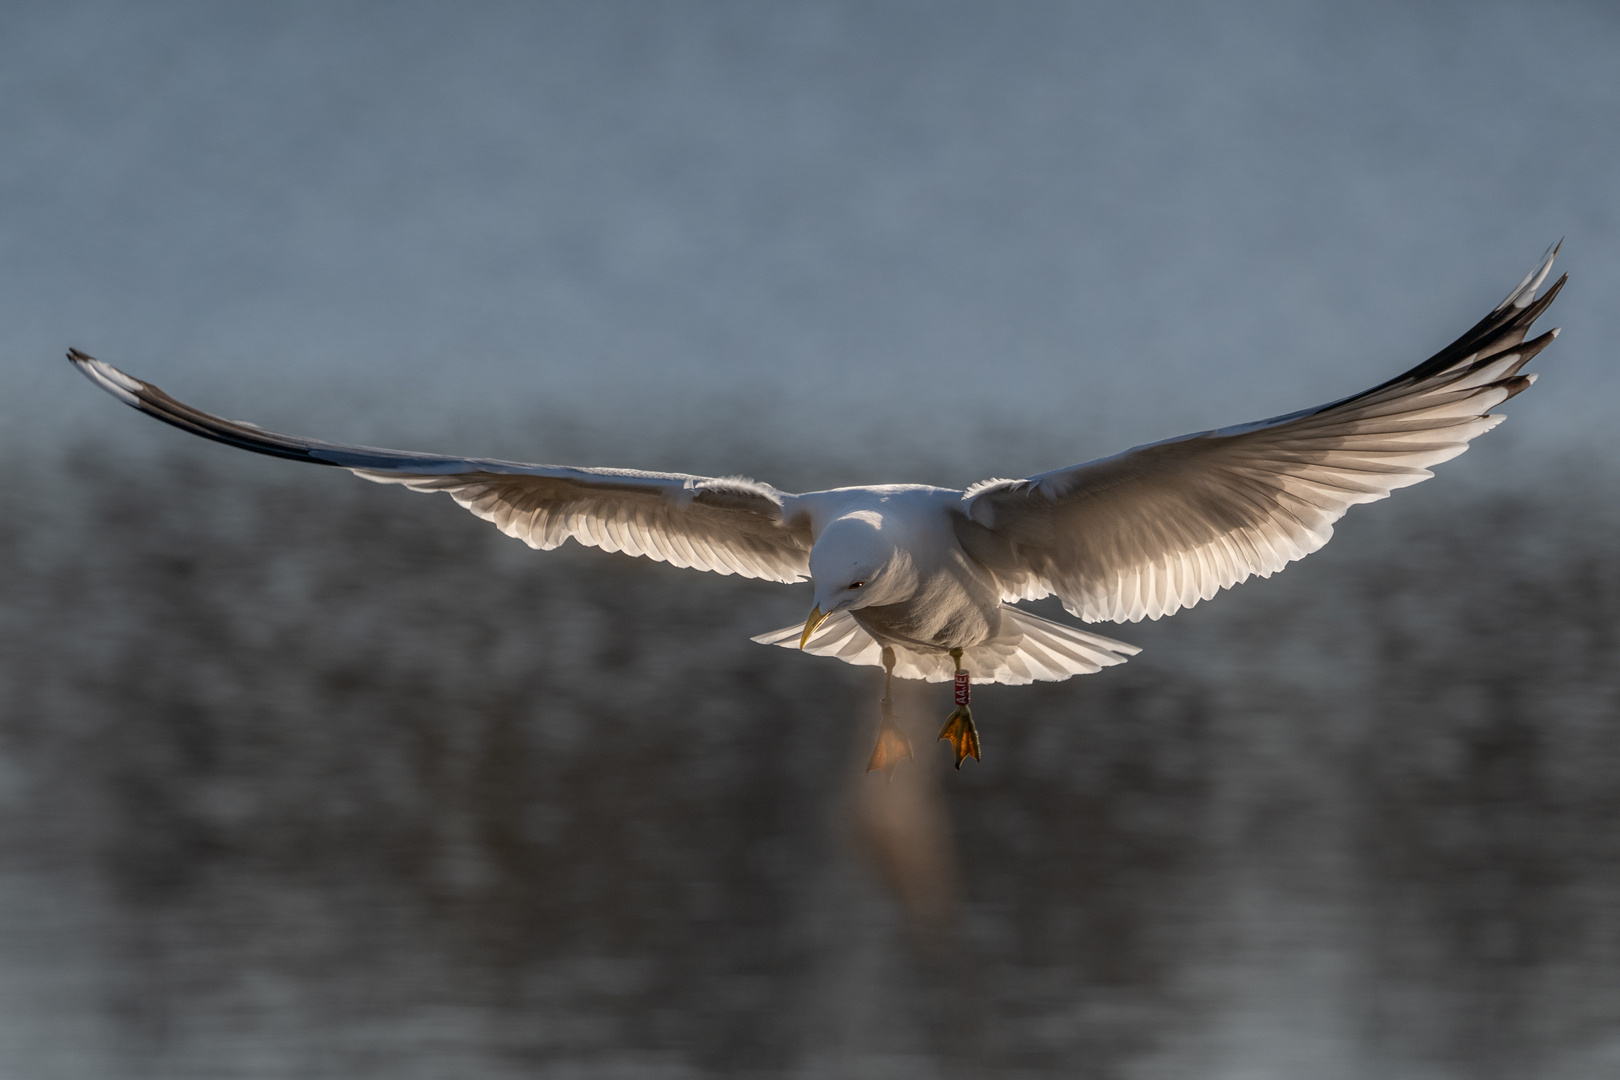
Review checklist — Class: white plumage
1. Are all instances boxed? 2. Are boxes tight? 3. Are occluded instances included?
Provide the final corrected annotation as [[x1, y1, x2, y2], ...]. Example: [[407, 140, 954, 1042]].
[[68, 247, 1564, 691]]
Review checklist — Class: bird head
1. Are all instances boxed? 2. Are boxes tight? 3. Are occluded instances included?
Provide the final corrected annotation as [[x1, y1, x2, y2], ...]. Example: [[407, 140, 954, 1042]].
[[799, 510, 913, 646]]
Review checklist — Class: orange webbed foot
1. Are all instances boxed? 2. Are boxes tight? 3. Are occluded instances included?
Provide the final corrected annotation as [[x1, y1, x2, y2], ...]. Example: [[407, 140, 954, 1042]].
[[937, 706, 979, 769], [867, 698, 914, 778]]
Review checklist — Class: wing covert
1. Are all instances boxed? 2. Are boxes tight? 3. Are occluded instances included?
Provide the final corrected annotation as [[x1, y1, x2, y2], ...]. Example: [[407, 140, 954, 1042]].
[[67, 350, 812, 582], [962, 247, 1566, 623]]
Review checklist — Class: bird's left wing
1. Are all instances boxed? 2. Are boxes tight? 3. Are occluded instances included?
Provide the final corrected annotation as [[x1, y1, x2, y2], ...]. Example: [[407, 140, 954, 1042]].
[[68, 351, 812, 582], [959, 247, 1566, 623]]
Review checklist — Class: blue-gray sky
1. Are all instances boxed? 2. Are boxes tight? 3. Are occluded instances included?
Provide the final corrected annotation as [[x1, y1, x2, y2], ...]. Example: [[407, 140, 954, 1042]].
[[5, 0, 1616, 488]]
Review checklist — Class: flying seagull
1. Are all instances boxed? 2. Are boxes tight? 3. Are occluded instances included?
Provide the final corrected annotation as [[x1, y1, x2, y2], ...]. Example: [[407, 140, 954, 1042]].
[[68, 247, 1565, 773]]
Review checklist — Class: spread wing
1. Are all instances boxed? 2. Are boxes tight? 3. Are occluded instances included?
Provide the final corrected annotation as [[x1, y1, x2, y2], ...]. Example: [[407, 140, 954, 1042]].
[[960, 246, 1566, 623], [67, 351, 813, 583]]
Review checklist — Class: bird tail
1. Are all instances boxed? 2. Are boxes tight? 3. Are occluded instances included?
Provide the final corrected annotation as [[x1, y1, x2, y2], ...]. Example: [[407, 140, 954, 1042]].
[[751, 606, 1139, 685]]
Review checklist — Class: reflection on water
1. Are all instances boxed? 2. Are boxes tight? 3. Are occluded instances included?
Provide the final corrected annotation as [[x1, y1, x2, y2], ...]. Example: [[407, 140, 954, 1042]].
[[3, 448, 1619, 1077]]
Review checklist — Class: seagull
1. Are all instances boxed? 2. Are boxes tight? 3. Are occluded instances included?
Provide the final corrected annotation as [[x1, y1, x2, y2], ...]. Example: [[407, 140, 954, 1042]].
[[68, 247, 1565, 773]]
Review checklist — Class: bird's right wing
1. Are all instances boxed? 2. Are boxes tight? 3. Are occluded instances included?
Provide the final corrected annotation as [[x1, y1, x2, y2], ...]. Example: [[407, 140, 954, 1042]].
[[69, 351, 813, 582], [959, 247, 1566, 623]]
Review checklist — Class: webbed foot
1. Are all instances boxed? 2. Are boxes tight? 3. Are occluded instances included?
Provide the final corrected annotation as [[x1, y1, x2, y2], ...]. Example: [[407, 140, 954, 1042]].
[[866, 697, 914, 778], [937, 705, 980, 769]]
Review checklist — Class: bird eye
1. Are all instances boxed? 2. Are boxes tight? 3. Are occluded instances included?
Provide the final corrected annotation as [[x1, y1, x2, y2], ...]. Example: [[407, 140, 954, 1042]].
[[849, 581, 865, 589]]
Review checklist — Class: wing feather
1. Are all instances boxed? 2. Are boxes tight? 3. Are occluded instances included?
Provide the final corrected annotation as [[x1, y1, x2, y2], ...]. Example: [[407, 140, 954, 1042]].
[[963, 247, 1565, 623], [67, 351, 812, 583]]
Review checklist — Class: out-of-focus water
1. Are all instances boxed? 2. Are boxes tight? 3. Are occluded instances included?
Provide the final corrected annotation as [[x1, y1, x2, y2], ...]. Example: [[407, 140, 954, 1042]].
[[3, 444, 1618, 1078]]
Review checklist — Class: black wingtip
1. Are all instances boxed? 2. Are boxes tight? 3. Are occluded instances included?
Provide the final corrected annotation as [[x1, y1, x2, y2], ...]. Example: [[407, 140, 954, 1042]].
[[66, 347, 92, 363]]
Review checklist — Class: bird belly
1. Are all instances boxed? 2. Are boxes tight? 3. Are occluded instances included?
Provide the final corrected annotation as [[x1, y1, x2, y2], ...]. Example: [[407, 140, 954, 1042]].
[[852, 600, 1002, 653]]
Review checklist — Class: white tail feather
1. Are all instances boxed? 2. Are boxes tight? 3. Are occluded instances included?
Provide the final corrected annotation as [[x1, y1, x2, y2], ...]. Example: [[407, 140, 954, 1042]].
[[751, 606, 1139, 685]]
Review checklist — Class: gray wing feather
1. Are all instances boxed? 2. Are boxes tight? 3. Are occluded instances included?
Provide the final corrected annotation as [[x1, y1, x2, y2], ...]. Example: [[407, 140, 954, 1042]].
[[962, 246, 1566, 623], [67, 351, 812, 582]]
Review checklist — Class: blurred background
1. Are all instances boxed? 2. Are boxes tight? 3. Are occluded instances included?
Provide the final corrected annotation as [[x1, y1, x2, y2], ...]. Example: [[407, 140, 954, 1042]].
[[3, 1, 1619, 1076]]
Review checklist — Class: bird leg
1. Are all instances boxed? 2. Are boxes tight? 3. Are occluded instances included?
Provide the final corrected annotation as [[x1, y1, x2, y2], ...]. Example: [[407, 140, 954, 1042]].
[[937, 648, 980, 769], [867, 646, 914, 777]]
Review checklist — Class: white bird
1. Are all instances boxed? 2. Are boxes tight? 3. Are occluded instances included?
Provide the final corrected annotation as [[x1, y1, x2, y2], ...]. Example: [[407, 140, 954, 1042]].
[[69, 247, 1565, 773]]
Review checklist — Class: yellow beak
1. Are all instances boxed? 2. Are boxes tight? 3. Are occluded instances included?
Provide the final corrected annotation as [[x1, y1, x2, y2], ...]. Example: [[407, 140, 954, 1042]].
[[798, 604, 829, 649]]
